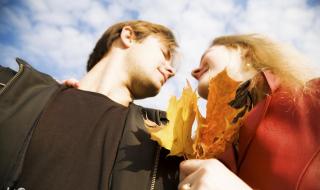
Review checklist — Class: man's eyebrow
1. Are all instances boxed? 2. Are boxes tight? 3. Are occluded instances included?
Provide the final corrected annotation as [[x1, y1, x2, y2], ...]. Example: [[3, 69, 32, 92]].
[[167, 49, 172, 60], [162, 47, 171, 60]]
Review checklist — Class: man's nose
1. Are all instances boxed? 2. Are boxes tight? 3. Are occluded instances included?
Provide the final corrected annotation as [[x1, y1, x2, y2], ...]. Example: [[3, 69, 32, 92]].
[[164, 63, 176, 78]]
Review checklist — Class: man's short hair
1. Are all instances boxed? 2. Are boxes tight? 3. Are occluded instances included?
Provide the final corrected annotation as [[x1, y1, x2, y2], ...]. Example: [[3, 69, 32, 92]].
[[87, 20, 178, 71]]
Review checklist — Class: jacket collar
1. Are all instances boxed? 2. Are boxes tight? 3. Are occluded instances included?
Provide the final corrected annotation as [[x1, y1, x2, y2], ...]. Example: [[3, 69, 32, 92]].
[[261, 69, 281, 94], [237, 69, 280, 169]]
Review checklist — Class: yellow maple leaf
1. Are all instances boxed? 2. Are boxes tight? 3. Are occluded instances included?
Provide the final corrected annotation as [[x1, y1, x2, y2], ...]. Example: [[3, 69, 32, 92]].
[[145, 81, 197, 157]]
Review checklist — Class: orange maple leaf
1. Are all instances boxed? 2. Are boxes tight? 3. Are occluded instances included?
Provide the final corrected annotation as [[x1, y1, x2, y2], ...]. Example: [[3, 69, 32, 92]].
[[145, 70, 254, 159], [194, 70, 244, 158]]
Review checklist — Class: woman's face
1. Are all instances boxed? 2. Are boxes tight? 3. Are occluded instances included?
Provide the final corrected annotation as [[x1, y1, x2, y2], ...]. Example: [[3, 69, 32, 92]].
[[191, 45, 257, 99]]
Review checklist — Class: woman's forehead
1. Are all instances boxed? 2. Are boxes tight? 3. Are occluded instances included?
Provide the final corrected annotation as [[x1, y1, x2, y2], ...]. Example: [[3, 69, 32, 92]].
[[201, 45, 229, 59], [206, 45, 243, 57]]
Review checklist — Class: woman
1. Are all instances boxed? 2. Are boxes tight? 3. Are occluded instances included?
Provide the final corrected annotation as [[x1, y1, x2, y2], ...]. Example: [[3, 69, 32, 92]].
[[179, 34, 320, 190]]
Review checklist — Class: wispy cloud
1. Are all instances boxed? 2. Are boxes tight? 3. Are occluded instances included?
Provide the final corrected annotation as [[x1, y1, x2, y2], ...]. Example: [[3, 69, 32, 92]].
[[1, 0, 319, 112]]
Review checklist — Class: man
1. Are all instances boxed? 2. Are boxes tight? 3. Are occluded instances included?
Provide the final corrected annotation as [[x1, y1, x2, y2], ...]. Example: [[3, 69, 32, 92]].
[[1, 20, 182, 190]]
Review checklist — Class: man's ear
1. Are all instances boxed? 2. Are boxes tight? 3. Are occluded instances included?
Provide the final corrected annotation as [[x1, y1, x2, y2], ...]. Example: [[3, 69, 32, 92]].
[[120, 26, 135, 48]]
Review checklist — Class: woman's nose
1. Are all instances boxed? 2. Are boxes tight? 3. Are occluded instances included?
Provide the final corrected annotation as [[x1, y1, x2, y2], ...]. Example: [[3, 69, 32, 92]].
[[191, 66, 208, 80], [191, 68, 201, 80]]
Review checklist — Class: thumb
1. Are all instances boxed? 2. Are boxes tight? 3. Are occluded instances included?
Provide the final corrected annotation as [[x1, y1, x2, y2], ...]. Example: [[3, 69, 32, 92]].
[[179, 159, 204, 180]]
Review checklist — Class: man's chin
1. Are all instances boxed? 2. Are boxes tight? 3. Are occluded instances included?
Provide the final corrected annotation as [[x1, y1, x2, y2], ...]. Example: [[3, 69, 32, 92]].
[[133, 84, 160, 99]]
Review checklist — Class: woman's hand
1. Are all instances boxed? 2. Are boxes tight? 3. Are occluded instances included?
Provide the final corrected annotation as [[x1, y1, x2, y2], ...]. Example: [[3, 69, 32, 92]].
[[179, 159, 252, 190]]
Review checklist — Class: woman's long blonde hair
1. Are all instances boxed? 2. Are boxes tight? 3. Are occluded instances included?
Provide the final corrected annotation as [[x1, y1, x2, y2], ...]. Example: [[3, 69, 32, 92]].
[[212, 34, 319, 87]]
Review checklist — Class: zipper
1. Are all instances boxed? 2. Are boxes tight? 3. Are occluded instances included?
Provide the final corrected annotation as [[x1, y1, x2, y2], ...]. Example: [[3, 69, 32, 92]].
[[150, 146, 161, 190], [0, 63, 24, 96]]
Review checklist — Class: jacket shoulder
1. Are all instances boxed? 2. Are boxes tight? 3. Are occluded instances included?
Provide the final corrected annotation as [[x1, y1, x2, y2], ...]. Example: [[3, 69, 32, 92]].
[[0, 58, 60, 189]]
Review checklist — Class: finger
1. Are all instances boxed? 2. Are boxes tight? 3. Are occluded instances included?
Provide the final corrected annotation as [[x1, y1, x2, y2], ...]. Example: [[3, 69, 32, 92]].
[[63, 79, 80, 88], [65, 81, 78, 88], [178, 167, 205, 190], [63, 78, 78, 83], [72, 81, 80, 88], [179, 183, 192, 190], [180, 159, 204, 179]]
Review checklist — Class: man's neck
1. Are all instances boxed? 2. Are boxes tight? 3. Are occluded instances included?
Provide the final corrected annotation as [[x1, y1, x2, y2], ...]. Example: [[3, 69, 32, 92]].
[[78, 55, 133, 107]]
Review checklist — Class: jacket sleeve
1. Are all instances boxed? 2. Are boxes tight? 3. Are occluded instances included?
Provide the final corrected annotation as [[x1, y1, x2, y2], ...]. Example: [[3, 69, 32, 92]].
[[218, 145, 238, 173]]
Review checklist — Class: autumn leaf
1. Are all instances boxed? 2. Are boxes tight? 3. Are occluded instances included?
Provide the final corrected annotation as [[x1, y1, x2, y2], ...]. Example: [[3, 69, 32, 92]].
[[145, 70, 262, 159], [145, 81, 197, 157], [194, 69, 244, 159]]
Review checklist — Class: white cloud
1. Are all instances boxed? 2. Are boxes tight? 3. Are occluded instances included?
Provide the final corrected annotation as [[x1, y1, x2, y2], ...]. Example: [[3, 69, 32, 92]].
[[0, 44, 20, 70], [228, 0, 320, 70], [80, 2, 128, 33], [1, 0, 320, 111]]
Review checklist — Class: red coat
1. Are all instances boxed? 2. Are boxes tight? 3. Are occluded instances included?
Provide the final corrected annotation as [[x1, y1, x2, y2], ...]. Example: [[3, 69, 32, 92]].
[[220, 71, 320, 190]]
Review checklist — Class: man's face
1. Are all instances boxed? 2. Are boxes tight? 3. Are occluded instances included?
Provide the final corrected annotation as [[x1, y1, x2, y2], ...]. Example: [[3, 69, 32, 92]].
[[126, 35, 175, 99], [191, 45, 256, 99]]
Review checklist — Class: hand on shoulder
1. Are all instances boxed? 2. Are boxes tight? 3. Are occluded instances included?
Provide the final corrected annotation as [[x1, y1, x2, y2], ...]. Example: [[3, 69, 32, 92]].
[[62, 78, 80, 88]]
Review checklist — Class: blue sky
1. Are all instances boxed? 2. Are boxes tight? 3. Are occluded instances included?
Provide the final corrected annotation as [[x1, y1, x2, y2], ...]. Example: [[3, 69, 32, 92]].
[[1, 0, 320, 112]]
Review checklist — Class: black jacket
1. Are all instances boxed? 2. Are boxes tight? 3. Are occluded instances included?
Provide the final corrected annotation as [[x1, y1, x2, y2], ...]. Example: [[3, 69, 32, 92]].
[[0, 59, 181, 190]]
